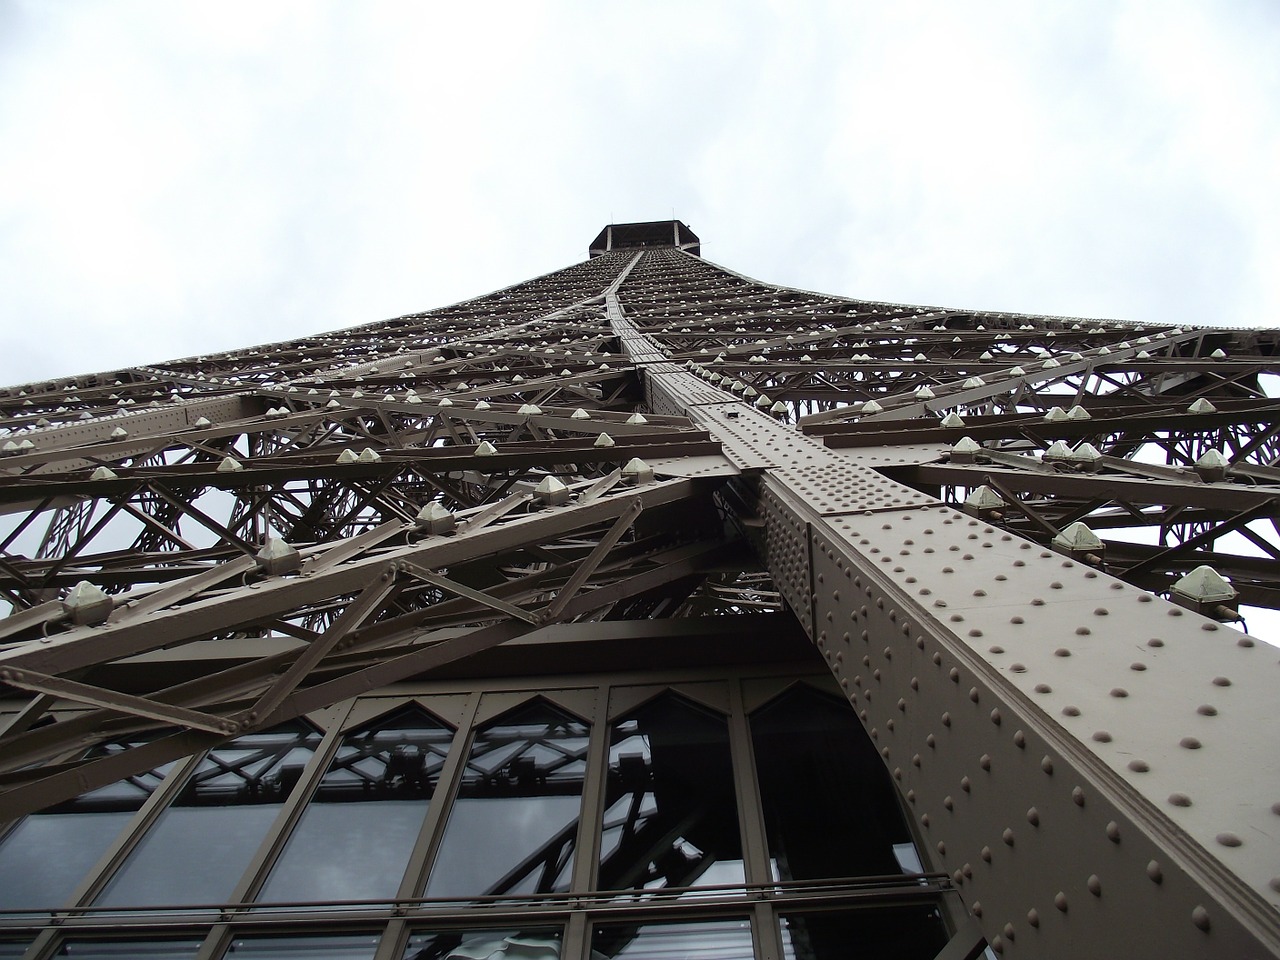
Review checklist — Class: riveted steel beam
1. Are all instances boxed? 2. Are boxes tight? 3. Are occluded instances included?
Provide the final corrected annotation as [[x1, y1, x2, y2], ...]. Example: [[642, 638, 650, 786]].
[[613, 249, 1280, 958]]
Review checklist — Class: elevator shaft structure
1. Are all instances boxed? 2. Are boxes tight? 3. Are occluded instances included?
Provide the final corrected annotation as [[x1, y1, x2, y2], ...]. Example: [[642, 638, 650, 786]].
[[0, 222, 1277, 958]]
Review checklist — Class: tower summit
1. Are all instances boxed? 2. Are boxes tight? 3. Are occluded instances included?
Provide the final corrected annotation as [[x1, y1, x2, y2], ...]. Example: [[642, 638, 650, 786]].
[[588, 219, 700, 257], [0, 222, 1276, 959]]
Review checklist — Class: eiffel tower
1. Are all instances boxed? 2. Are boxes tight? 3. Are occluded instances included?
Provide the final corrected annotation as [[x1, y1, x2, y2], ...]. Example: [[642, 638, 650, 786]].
[[0, 220, 1276, 960]]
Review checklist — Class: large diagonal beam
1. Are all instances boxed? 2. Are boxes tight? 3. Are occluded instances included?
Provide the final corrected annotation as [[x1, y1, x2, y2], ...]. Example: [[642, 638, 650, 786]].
[[613, 270, 1280, 959]]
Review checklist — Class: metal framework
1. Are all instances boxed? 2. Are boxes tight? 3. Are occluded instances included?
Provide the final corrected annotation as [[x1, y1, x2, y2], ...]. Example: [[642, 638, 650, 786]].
[[0, 221, 1277, 958]]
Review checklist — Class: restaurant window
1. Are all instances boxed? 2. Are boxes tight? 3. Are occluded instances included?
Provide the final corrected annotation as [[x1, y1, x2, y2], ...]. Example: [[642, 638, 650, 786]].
[[258, 706, 454, 903]]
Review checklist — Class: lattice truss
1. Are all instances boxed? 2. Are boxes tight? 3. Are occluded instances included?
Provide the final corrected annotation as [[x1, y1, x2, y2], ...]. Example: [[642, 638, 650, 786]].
[[0, 244, 1277, 818]]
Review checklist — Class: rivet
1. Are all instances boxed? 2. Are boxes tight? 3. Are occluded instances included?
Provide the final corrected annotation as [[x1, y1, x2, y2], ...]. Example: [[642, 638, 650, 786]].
[[1130, 662, 1146, 671], [1034, 683, 1052, 693], [1148, 638, 1164, 647], [932, 652, 943, 665], [944, 795, 954, 810], [949, 668, 960, 682], [1094, 607, 1109, 616], [926, 734, 936, 748], [1076, 626, 1091, 635], [1216, 832, 1243, 847], [897, 698, 906, 711], [1192, 906, 1211, 932], [1009, 663, 1026, 673], [1042, 756, 1056, 775], [893, 766, 902, 780], [963, 862, 973, 878], [1071, 786, 1084, 805], [969, 687, 981, 703], [911, 676, 919, 691], [921, 813, 930, 826], [912, 753, 922, 767], [980, 754, 992, 770], [1027, 807, 1040, 826], [990, 708, 1002, 725], [973, 900, 983, 917], [1106, 821, 1120, 842], [1180, 736, 1201, 749], [1197, 704, 1217, 716], [1027, 908, 1040, 928], [1050, 581, 1063, 590], [1054, 648, 1071, 657], [1062, 705, 1080, 717], [881, 747, 890, 758], [1110, 688, 1127, 698], [990, 937, 1003, 954], [1169, 792, 1192, 807], [1212, 676, 1231, 687], [936, 841, 946, 855], [1054, 892, 1069, 912], [1087, 874, 1102, 896], [1013, 730, 1026, 748], [907, 789, 916, 803], [1011, 615, 1024, 624], [1002, 828, 1015, 846], [1147, 860, 1163, 884], [952, 869, 964, 885], [981, 845, 992, 862], [942, 712, 952, 727], [961, 776, 972, 792], [1128, 759, 1150, 772], [1272, 801, 1280, 816]]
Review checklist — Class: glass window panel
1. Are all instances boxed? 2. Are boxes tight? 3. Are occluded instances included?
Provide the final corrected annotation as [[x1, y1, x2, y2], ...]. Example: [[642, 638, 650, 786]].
[[0, 943, 31, 959], [402, 928, 562, 960], [778, 907, 948, 960], [0, 740, 175, 910], [750, 687, 922, 881], [258, 707, 454, 904], [96, 721, 321, 908], [55, 940, 202, 959], [425, 701, 588, 899], [224, 934, 380, 959], [597, 694, 744, 895], [592, 919, 753, 960]]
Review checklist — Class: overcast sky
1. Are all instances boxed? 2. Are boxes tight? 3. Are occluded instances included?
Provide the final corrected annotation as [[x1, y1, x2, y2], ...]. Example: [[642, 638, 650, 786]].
[[1, 1, 1278, 386]]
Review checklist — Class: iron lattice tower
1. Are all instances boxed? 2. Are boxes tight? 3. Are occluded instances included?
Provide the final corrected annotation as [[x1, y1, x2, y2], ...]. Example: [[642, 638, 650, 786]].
[[0, 220, 1277, 959]]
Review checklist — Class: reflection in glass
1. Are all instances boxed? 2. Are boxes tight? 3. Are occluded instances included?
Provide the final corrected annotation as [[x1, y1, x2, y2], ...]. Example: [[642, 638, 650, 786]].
[[225, 934, 380, 959], [0, 943, 31, 959], [55, 940, 202, 959], [779, 907, 948, 960], [96, 721, 321, 907], [258, 707, 454, 904], [403, 928, 562, 960], [598, 694, 744, 894], [592, 919, 752, 960], [751, 687, 922, 880], [426, 701, 588, 899], [0, 741, 175, 910]]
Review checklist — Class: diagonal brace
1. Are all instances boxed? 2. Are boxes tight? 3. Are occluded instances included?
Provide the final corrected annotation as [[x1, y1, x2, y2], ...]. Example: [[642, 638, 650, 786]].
[[237, 568, 401, 725], [399, 562, 542, 624], [0, 667, 236, 735], [542, 497, 644, 622]]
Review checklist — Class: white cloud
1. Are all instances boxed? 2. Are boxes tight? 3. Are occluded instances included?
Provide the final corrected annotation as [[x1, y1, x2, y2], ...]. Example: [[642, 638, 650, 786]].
[[0, 1, 1277, 384]]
